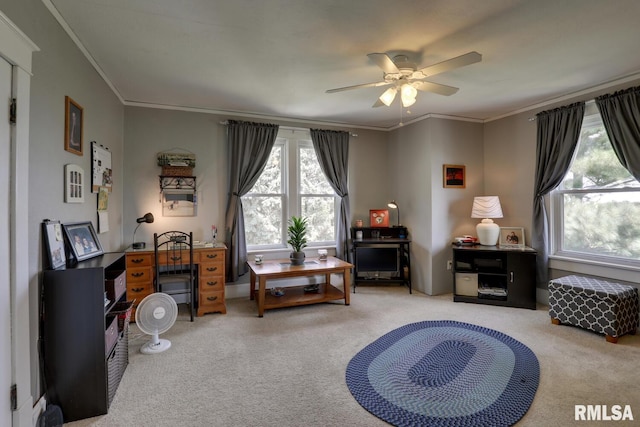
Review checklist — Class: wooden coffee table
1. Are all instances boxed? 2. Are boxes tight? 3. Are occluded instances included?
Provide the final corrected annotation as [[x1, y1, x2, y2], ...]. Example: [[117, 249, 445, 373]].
[[248, 256, 352, 317]]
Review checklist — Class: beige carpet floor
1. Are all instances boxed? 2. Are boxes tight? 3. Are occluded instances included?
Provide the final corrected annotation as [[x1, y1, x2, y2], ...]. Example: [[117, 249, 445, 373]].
[[64, 285, 640, 427]]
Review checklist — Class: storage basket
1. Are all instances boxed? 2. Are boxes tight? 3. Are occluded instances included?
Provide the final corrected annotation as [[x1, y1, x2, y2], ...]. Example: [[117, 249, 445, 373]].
[[162, 165, 193, 176], [111, 300, 134, 332]]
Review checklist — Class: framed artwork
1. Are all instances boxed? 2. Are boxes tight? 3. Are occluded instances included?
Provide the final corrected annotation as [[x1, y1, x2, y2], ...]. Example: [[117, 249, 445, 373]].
[[499, 227, 525, 248], [62, 221, 103, 262], [64, 164, 84, 203], [91, 141, 113, 193], [42, 220, 66, 269], [162, 189, 197, 217], [369, 209, 389, 227], [64, 96, 83, 156], [443, 164, 466, 188]]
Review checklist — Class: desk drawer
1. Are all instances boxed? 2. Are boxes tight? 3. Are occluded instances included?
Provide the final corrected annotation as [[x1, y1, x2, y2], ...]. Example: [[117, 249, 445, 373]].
[[200, 275, 224, 292], [157, 251, 191, 266], [126, 253, 152, 268], [199, 249, 223, 263], [198, 290, 226, 315], [127, 266, 152, 284], [200, 261, 223, 278]]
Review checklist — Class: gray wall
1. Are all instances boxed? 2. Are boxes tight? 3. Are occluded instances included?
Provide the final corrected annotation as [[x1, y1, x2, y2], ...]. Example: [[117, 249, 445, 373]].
[[387, 118, 484, 295], [122, 107, 391, 250], [0, 0, 124, 404]]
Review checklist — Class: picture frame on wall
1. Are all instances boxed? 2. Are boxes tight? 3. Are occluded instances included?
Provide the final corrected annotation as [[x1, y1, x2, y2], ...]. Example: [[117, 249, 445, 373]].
[[499, 227, 525, 248], [64, 164, 84, 203], [369, 209, 389, 227], [162, 189, 197, 217], [64, 96, 83, 156], [62, 221, 103, 262], [443, 164, 465, 188], [42, 220, 66, 269]]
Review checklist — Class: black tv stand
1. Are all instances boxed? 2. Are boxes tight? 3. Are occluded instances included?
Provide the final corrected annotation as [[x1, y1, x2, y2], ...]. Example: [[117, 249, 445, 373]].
[[350, 227, 412, 293]]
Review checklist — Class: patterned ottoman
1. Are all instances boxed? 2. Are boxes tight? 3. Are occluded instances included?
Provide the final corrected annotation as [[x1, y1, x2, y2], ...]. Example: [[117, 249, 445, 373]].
[[549, 275, 639, 343]]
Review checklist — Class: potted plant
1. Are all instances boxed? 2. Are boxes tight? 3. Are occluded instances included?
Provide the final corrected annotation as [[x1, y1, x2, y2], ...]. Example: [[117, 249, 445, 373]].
[[287, 216, 308, 265]]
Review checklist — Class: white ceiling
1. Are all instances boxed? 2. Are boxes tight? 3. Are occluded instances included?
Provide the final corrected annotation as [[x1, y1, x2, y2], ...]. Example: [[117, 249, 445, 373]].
[[46, 0, 640, 130]]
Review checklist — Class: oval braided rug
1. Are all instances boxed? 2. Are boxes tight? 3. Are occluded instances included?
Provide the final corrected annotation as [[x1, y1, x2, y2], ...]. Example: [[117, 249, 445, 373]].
[[346, 320, 539, 427]]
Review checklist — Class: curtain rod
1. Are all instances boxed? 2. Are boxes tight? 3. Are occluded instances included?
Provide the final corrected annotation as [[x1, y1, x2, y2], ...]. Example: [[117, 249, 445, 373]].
[[219, 121, 357, 137], [528, 99, 596, 122]]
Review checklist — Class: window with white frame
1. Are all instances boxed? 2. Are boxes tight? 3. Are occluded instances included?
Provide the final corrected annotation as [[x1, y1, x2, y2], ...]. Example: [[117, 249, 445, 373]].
[[551, 109, 640, 266], [242, 128, 337, 250]]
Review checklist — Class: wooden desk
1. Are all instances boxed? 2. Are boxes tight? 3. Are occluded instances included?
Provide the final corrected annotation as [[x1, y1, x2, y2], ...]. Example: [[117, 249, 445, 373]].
[[248, 256, 352, 317], [125, 244, 227, 318]]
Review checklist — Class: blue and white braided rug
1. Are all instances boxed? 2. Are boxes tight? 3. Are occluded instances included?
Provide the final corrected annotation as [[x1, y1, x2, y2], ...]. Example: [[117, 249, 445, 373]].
[[346, 320, 539, 427]]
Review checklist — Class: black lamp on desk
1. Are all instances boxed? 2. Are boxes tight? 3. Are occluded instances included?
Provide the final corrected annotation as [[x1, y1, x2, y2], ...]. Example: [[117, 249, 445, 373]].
[[132, 212, 154, 249], [388, 200, 401, 227]]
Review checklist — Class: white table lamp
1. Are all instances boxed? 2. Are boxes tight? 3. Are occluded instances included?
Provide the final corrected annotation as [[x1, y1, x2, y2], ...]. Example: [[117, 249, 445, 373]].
[[471, 196, 503, 246]]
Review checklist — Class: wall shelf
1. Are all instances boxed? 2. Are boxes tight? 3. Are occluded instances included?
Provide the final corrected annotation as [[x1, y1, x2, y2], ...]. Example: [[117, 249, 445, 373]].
[[159, 175, 196, 191]]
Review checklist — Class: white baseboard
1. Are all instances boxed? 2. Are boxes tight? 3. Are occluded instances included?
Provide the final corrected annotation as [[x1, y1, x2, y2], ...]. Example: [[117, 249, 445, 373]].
[[32, 395, 46, 427]]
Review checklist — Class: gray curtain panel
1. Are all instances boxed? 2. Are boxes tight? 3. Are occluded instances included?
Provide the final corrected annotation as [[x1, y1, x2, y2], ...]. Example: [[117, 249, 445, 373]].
[[595, 86, 640, 181], [224, 120, 279, 282], [310, 129, 351, 261], [531, 102, 584, 285]]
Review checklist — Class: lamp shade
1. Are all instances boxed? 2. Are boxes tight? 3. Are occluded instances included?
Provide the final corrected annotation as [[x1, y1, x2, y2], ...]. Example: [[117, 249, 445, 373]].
[[471, 196, 503, 246], [137, 212, 154, 224], [387, 200, 401, 227], [400, 84, 417, 107], [471, 196, 503, 219], [379, 87, 397, 106]]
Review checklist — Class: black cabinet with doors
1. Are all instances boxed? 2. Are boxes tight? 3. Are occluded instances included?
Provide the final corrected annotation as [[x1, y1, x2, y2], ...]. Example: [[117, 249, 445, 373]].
[[452, 245, 536, 309]]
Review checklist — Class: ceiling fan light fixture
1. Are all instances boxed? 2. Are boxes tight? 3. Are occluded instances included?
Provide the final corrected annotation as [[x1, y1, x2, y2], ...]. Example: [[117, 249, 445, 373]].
[[401, 84, 417, 107], [379, 87, 397, 106]]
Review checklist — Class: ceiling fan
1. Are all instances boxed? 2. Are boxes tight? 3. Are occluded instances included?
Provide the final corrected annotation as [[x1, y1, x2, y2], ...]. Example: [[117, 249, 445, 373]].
[[326, 51, 482, 108]]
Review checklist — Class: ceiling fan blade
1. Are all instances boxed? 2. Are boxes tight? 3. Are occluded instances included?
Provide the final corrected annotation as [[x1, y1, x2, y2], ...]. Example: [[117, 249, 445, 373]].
[[325, 81, 390, 93], [372, 99, 386, 108], [415, 51, 482, 78], [367, 53, 400, 74], [413, 81, 459, 96]]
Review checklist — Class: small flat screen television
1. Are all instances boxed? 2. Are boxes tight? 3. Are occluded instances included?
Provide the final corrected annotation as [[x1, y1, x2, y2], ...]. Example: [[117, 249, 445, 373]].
[[355, 247, 399, 274]]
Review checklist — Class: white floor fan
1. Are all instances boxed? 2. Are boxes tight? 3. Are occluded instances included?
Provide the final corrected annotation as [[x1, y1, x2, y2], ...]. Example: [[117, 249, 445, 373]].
[[135, 292, 178, 354]]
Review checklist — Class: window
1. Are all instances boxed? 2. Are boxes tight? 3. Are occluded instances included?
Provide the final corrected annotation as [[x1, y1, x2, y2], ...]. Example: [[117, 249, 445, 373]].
[[551, 109, 640, 266], [242, 129, 337, 250]]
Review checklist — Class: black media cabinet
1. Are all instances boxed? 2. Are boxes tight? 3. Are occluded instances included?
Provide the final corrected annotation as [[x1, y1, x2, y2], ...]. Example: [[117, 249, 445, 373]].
[[351, 227, 412, 293], [452, 245, 536, 309]]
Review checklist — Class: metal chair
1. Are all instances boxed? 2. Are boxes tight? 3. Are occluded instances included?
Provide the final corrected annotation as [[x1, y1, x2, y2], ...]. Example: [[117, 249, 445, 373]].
[[154, 231, 196, 321]]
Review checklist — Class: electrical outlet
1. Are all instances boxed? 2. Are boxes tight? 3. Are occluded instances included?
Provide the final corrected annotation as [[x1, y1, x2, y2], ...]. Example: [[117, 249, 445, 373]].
[[447, 260, 452, 270]]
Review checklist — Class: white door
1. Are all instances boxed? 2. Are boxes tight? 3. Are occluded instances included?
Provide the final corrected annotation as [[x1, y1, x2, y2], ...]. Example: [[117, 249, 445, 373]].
[[0, 57, 12, 426]]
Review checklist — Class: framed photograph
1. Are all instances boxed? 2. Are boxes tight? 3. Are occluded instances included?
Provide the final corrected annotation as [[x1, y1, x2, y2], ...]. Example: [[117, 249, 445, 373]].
[[369, 209, 389, 227], [62, 221, 103, 262], [64, 164, 84, 203], [499, 227, 525, 248], [443, 164, 465, 188], [91, 141, 113, 193], [64, 96, 83, 156], [42, 220, 66, 269]]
